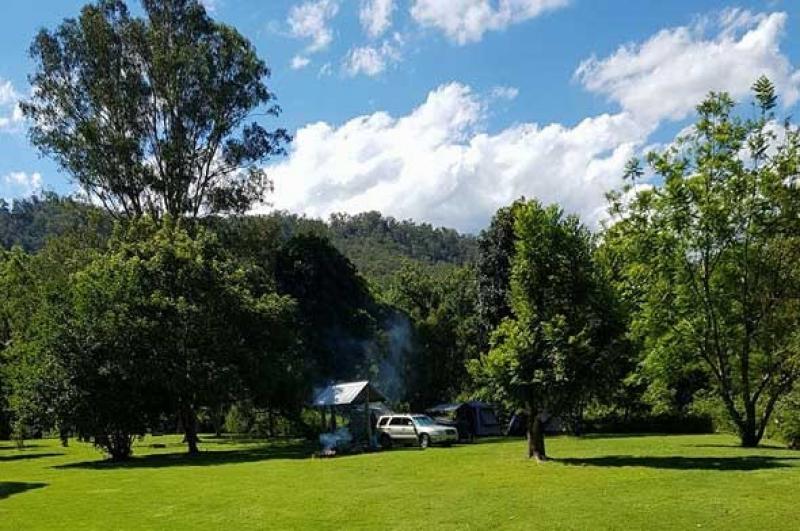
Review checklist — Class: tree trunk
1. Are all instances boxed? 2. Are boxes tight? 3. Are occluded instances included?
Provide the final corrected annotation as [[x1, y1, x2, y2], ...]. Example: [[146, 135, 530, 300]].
[[527, 414, 547, 461], [182, 406, 200, 455], [739, 401, 760, 448]]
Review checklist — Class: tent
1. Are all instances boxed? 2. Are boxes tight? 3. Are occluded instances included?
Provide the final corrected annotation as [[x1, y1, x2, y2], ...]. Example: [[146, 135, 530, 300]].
[[427, 401, 503, 439]]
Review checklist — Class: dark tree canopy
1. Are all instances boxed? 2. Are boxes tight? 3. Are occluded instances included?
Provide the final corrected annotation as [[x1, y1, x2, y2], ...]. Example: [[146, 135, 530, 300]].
[[21, 0, 289, 219]]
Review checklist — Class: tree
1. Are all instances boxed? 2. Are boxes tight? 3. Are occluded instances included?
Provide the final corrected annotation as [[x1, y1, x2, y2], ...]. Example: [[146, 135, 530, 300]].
[[21, 0, 288, 219], [469, 200, 610, 460], [606, 78, 800, 447], [7, 219, 297, 458], [274, 234, 377, 384], [384, 262, 481, 408], [476, 200, 524, 347]]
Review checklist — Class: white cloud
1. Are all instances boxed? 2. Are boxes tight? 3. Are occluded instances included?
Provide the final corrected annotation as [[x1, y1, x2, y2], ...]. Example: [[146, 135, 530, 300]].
[[343, 37, 402, 77], [2, 171, 43, 198], [575, 9, 800, 124], [291, 55, 312, 70], [0, 79, 23, 133], [263, 9, 800, 233], [199, 0, 217, 13], [410, 0, 569, 45], [360, 0, 394, 38], [263, 83, 649, 232], [490, 85, 519, 101], [288, 0, 340, 54]]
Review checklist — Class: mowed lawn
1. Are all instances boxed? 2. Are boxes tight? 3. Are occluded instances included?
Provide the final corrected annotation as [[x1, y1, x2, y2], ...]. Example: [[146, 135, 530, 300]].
[[1, 433, 799, 530]]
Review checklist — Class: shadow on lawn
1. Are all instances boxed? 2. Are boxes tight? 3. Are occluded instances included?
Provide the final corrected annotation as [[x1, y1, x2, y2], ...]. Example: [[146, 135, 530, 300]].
[[0, 482, 47, 500], [57, 442, 315, 470], [688, 443, 799, 452], [0, 453, 64, 463], [558, 455, 800, 471]]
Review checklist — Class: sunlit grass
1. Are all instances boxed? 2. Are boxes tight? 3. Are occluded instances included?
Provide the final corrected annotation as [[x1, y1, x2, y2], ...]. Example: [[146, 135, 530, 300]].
[[1, 433, 799, 530]]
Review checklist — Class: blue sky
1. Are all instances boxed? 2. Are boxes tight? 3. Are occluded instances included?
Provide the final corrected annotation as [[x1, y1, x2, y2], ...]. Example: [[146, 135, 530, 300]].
[[1, 0, 799, 232]]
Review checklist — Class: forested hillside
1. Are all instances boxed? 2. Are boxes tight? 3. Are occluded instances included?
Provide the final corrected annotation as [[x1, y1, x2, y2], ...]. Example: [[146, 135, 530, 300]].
[[0, 196, 477, 285]]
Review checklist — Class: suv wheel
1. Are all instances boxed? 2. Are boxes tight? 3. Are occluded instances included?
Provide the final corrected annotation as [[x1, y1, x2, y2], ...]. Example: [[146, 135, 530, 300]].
[[419, 434, 430, 449], [380, 433, 393, 449]]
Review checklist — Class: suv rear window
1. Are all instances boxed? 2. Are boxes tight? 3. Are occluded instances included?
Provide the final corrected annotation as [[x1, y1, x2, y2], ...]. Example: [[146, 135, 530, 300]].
[[378, 417, 389, 426]]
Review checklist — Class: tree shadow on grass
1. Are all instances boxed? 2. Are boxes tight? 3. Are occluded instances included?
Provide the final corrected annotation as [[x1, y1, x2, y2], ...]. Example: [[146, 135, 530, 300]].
[[688, 443, 799, 452], [0, 453, 64, 463], [0, 482, 47, 500], [56, 442, 316, 470], [558, 455, 800, 471], [0, 444, 44, 450]]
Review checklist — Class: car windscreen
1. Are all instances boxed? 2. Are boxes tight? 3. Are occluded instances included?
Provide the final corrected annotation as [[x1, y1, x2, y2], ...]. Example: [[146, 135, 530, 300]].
[[412, 416, 435, 426]]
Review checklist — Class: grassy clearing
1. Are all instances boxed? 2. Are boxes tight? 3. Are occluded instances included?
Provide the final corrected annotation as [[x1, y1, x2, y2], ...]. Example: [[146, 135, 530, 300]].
[[1, 433, 799, 530]]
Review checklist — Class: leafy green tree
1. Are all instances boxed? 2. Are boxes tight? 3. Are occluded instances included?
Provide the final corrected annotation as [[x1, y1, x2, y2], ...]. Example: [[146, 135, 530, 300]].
[[476, 201, 524, 347], [606, 77, 800, 447], [470, 200, 610, 460], [384, 262, 481, 408], [21, 0, 288, 219], [274, 234, 377, 383], [7, 220, 297, 458]]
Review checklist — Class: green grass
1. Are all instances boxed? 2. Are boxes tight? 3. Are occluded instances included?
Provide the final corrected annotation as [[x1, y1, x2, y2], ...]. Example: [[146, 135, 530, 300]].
[[1, 433, 799, 530]]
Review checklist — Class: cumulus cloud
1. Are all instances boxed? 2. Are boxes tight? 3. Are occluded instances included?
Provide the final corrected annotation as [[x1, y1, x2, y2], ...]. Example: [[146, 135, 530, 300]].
[[2, 171, 43, 198], [410, 0, 569, 45], [291, 55, 312, 70], [575, 9, 800, 124], [288, 0, 340, 54], [343, 36, 403, 77], [0, 79, 23, 132], [264, 9, 799, 233], [360, 0, 394, 38], [263, 83, 649, 232]]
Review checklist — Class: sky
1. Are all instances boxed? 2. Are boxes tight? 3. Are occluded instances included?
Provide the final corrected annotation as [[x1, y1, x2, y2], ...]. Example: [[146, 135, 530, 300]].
[[1, 0, 799, 233]]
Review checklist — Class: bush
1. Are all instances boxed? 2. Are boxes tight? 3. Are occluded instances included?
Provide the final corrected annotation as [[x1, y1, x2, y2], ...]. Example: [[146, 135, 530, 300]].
[[774, 390, 800, 449], [584, 413, 713, 435]]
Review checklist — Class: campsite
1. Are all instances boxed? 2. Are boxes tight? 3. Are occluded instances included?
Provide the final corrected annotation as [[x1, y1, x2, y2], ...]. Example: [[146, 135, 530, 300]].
[[2, 0, 800, 529]]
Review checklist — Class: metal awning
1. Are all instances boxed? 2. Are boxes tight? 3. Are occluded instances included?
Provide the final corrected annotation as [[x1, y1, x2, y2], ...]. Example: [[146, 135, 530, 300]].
[[428, 403, 462, 413], [312, 381, 387, 407]]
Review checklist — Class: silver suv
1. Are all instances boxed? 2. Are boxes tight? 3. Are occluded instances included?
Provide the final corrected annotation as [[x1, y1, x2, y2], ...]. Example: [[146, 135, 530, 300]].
[[376, 414, 458, 449]]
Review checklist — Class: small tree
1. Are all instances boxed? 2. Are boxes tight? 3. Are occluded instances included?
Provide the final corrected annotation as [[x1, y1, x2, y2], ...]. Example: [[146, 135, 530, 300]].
[[606, 78, 800, 447], [470, 200, 611, 460], [22, 0, 289, 219]]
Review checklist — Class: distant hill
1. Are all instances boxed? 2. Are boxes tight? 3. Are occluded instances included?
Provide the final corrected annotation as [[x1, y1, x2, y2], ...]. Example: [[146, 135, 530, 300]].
[[0, 196, 477, 284]]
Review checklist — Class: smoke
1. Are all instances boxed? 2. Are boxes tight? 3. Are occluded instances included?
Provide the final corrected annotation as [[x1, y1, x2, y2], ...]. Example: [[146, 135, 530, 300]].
[[373, 313, 413, 403]]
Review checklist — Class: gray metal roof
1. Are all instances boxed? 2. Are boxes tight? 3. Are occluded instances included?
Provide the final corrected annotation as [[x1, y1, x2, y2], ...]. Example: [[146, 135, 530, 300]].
[[312, 380, 387, 407]]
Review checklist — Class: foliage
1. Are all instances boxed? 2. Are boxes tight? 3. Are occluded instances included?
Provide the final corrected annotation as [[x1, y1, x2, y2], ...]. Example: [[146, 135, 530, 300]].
[[475, 200, 522, 346], [21, 0, 289, 219], [5, 219, 298, 458], [470, 200, 619, 458], [383, 261, 481, 409], [605, 77, 800, 447], [327, 211, 478, 286], [0, 193, 111, 252], [274, 233, 378, 384], [774, 387, 800, 449]]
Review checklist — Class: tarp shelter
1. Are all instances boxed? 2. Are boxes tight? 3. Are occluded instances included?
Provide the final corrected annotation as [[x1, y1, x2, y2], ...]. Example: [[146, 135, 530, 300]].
[[427, 401, 503, 438], [312, 381, 387, 445]]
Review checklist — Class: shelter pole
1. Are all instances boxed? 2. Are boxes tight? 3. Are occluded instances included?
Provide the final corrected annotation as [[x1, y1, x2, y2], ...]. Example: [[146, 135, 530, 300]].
[[365, 391, 372, 447], [321, 407, 327, 432], [331, 406, 337, 431]]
